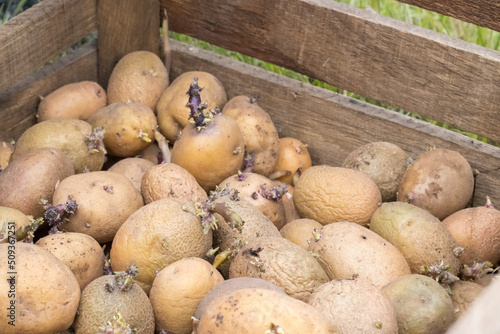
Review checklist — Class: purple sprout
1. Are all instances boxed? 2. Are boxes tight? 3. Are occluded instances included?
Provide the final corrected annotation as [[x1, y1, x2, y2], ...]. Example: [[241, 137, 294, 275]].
[[41, 197, 78, 234], [186, 78, 218, 130], [258, 184, 288, 202], [242, 152, 254, 173], [85, 126, 107, 154]]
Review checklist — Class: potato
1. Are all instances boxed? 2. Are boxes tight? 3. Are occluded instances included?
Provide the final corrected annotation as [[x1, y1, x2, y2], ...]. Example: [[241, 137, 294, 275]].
[[87, 102, 157, 157], [55, 171, 144, 243], [449, 280, 485, 319], [36, 232, 104, 290], [107, 157, 155, 192], [0, 147, 74, 218], [308, 221, 411, 288], [0, 243, 80, 334], [442, 201, 500, 267], [110, 198, 213, 294], [381, 274, 455, 334], [307, 278, 398, 334], [149, 257, 224, 334], [218, 172, 287, 229], [74, 274, 155, 334], [0, 206, 31, 243], [343, 141, 410, 202], [221, 95, 280, 176], [194, 277, 286, 321], [157, 71, 227, 142], [197, 288, 338, 333], [370, 202, 462, 275], [280, 218, 323, 250], [0, 141, 14, 170], [294, 165, 382, 226], [107, 50, 169, 110], [397, 148, 474, 220], [36, 81, 107, 122], [277, 181, 302, 224], [271, 137, 312, 185], [11, 119, 106, 173], [141, 162, 208, 204], [229, 236, 330, 301], [137, 142, 162, 164]]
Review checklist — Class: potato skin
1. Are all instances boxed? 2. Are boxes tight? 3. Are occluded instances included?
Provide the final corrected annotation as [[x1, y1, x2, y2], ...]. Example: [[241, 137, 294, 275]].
[[0, 243, 80, 334], [449, 280, 484, 319], [221, 95, 280, 176], [108, 157, 155, 192], [157, 71, 227, 142], [280, 218, 324, 250], [0, 147, 74, 218], [397, 148, 474, 220], [229, 236, 330, 301], [0, 141, 13, 169], [0, 206, 31, 243], [36, 81, 107, 122], [307, 278, 398, 334], [308, 221, 411, 288], [370, 202, 462, 275], [197, 288, 338, 334], [272, 137, 312, 185]]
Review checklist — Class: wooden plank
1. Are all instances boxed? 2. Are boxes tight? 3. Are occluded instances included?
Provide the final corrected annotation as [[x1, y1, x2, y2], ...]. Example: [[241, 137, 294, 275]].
[[161, 0, 500, 144], [0, 44, 98, 142], [0, 0, 97, 93], [96, 0, 161, 88], [169, 39, 500, 207], [398, 0, 500, 33]]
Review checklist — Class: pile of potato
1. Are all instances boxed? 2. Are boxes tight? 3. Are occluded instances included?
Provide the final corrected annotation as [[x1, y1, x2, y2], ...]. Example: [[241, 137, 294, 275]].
[[0, 50, 499, 334]]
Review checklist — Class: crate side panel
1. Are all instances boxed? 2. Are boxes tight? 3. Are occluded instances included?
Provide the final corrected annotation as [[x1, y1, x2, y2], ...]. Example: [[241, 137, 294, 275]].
[[97, 0, 161, 89], [398, 0, 500, 33], [169, 39, 500, 207], [0, 44, 98, 142], [0, 0, 97, 93], [162, 0, 500, 143]]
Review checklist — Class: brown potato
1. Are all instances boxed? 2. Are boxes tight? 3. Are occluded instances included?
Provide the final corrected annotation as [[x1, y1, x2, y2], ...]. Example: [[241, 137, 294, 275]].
[[11, 119, 106, 173], [307, 278, 398, 334], [343, 141, 410, 202], [397, 148, 474, 220], [276, 181, 302, 224], [55, 171, 144, 243], [141, 162, 208, 204], [308, 221, 411, 288], [0, 147, 74, 218], [0, 243, 80, 334], [197, 288, 338, 333], [442, 201, 500, 267], [88, 102, 157, 157], [449, 280, 485, 319], [36, 81, 107, 122], [294, 165, 382, 226], [107, 157, 155, 192], [280, 218, 323, 250], [110, 198, 213, 294], [381, 274, 455, 334], [150, 257, 224, 334], [36, 232, 104, 290], [107, 50, 169, 110], [218, 172, 287, 229], [157, 71, 227, 142], [370, 202, 462, 275], [229, 236, 330, 301], [271, 137, 312, 185], [221, 95, 280, 176]]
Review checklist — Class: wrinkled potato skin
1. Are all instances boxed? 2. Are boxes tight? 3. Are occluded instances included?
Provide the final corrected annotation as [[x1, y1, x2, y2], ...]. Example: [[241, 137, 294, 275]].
[[36, 81, 107, 122], [0, 147, 74, 218], [88, 102, 157, 157], [171, 114, 245, 192], [197, 288, 338, 334], [221, 96, 280, 176], [343, 141, 409, 202], [382, 274, 455, 334], [157, 71, 227, 142], [229, 237, 330, 301], [397, 148, 474, 220], [370, 202, 462, 275], [308, 222, 411, 288]]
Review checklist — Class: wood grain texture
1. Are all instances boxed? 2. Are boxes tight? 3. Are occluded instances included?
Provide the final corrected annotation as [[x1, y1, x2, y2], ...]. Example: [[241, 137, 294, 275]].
[[169, 39, 500, 207], [0, 0, 96, 93], [97, 0, 161, 88], [0, 44, 98, 142], [398, 0, 500, 33], [161, 0, 500, 143]]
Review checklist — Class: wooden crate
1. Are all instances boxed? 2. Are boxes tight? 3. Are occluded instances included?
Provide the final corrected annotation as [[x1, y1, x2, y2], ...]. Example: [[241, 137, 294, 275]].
[[1, 0, 500, 206]]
